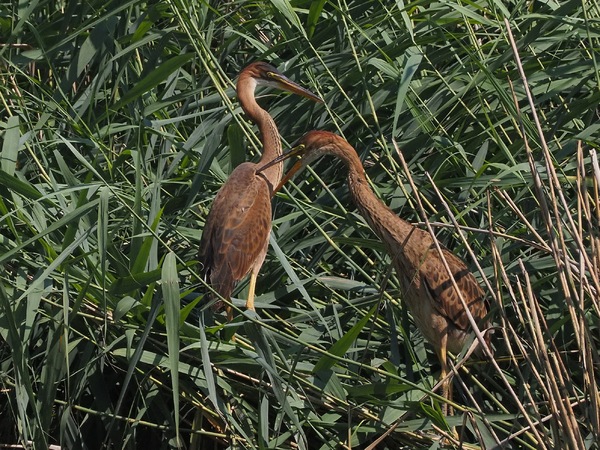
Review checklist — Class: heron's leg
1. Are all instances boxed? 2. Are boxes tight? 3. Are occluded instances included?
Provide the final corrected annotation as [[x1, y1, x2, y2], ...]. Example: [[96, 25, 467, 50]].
[[226, 305, 234, 322], [437, 336, 451, 416], [245, 270, 258, 311], [437, 339, 460, 443], [448, 359, 454, 416]]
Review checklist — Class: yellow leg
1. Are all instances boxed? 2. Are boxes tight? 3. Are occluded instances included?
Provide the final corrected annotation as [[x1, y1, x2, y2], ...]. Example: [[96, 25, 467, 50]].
[[437, 339, 451, 416], [437, 337, 459, 443], [245, 270, 258, 311], [225, 303, 238, 342]]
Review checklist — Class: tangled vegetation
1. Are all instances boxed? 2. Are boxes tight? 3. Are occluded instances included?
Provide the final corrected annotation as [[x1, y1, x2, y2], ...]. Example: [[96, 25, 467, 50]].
[[0, 0, 599, 448]]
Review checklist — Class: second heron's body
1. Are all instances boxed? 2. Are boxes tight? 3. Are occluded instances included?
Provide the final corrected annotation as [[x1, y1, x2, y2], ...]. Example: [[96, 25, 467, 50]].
[[260, 130, 491, 402]]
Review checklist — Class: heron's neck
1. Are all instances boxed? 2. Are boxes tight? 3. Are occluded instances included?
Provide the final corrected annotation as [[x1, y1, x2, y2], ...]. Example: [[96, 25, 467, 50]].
[[255, 109, 283, 184], [237, 81, 283, 186], [343, 153, 414, 248]]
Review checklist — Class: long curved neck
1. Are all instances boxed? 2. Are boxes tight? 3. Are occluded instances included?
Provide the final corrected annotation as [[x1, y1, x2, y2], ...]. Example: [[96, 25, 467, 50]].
[[237, 78, 283, 186], [334, 144, 415, 249]]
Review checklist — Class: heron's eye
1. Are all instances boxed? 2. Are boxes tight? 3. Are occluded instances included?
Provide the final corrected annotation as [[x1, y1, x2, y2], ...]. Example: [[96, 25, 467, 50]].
[[266, 71, 276, 78]]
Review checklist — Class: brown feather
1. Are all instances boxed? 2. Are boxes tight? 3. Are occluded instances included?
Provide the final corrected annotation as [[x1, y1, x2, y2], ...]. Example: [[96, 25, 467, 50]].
[[198, 62, 321, 313], [270, 130, 491, 354], [199, 163, 272, 307], [260, 130, 491, 411]]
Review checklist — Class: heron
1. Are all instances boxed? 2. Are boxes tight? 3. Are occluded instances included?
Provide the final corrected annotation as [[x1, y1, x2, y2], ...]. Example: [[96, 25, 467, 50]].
[[260, 130, 491, 407], [198, 62, 322, 321]]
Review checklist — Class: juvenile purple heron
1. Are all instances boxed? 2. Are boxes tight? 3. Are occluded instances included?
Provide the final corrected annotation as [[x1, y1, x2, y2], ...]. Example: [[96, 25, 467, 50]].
[[198, 62, 322, 320], [260, 130, 491, 404]]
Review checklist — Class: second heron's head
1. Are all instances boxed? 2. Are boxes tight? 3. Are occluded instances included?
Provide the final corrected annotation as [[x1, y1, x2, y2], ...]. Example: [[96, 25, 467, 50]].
[[258, 131, 350, 193]]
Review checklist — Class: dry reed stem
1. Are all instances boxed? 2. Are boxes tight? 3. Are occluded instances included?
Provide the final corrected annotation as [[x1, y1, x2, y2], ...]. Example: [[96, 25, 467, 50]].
[[505, 17, 589, 449]]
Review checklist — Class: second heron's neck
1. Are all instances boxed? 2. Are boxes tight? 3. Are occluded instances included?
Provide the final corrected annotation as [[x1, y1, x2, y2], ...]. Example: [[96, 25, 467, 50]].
[[344, 156, 415, 251]]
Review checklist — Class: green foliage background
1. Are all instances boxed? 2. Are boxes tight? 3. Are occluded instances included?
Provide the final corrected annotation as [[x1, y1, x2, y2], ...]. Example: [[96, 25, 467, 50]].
[[0, 0, 599, 448]]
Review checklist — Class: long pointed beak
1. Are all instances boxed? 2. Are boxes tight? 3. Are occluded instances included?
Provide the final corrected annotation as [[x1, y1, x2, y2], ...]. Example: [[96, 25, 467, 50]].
[[257, 144, 307, 194], [272, 74, 323, 104], [258, 145, 304, 172], [273, 160, 304, 194]]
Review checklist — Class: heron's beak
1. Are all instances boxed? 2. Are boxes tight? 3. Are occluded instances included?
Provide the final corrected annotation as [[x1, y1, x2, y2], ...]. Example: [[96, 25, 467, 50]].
[[257, 144, 307, 194], [270, 72, 323, 104], [274, 159, 305, 194]]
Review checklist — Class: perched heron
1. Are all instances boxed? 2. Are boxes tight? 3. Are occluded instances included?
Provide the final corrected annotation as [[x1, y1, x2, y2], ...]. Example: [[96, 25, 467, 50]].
[[198, 62, 322, 320], [260, 130, 491, 405]]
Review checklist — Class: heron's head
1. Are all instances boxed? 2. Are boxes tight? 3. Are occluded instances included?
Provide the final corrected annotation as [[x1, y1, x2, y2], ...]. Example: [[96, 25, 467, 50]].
[[258, 131, 346, 193], [238, 61, 322, 103]]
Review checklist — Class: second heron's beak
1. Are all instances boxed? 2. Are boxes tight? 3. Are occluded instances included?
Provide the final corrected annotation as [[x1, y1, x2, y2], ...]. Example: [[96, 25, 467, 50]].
[[268, 71, 323, 104], [257, 144, 307, 195]]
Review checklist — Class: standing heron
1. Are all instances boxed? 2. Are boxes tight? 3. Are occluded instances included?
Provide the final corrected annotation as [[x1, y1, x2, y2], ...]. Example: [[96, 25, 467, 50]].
[[198, 62, 322, 321], [260, 130, 491, 405]]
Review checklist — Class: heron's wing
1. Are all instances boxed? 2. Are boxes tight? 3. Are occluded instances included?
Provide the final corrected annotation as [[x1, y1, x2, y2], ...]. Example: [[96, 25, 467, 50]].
[[199, 163, 272, 298], [421, 248, 487, 334]]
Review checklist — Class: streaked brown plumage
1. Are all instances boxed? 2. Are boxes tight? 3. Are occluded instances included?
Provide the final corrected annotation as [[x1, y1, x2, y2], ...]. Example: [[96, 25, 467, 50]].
[[260, 130, 491, 404], [198, 62, 322, 319]]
